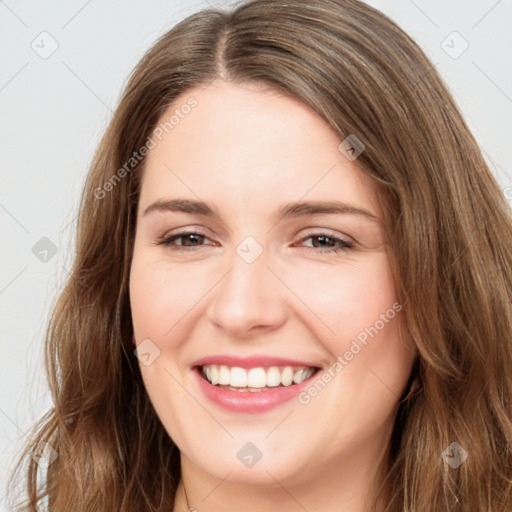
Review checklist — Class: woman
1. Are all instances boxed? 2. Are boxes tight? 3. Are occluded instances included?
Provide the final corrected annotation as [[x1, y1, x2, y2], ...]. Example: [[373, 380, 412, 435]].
[[8, 0, 512, 510]]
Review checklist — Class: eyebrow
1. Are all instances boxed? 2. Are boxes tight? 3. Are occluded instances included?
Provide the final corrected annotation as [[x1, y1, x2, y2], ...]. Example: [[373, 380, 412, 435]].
[[142, 198, 379, 223]]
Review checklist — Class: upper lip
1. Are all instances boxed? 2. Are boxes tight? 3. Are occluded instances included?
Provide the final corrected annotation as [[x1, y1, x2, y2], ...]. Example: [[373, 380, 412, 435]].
[[192, 354, 319, 369]]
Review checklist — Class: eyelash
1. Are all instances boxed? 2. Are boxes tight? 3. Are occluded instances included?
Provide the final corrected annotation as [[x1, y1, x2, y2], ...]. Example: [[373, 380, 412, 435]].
[[155, 231, 355, 255]]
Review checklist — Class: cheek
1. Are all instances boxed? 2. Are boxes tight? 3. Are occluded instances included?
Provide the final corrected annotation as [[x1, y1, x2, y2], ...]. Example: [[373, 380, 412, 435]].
[[284, 251, 412, 394], [287, 255, 412, 449], [129, 251, 209, 342], [283, 251, 399, 347]]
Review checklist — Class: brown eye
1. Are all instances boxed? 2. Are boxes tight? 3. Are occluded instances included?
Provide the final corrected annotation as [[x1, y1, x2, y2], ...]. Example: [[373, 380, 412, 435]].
[[299, 234, 355, 254], [156, 231, 214, 250]]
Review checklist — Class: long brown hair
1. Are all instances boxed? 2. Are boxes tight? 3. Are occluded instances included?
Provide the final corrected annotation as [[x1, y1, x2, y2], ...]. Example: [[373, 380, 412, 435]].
[[7, 0, 512, 510]]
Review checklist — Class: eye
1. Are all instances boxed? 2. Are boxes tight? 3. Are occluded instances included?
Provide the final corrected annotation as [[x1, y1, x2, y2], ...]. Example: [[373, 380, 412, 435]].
[[155, 231, 214, 251], [297, 233, 355, 255]]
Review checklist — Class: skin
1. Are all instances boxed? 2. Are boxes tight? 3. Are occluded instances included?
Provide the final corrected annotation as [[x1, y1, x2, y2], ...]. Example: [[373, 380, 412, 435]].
[[129, 79, 417, 512]]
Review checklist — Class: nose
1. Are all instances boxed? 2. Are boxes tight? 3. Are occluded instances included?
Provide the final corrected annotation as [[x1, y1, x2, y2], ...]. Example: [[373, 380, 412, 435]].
[[205, 243, 288, 340]]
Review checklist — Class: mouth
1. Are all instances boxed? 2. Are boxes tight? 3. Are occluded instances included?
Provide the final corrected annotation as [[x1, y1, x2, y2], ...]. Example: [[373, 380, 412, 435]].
[[192, 358, 321, 413], [197, 364, 318, 392], [192, 361, 320, 414]]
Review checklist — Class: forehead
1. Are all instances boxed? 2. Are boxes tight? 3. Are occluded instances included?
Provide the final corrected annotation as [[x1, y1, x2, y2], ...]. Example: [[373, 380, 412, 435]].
[[138, 80, 380, 219]]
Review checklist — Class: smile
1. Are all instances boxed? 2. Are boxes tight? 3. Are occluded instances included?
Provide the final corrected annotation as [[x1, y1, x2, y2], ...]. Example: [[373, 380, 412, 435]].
[[192, 355, 321, 413], [200, 364, 316, 391]]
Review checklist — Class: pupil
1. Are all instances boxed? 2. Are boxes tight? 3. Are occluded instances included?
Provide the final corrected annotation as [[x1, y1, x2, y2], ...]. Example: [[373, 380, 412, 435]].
[[184, 234, 201, 246], [315, 236, 332, 247]]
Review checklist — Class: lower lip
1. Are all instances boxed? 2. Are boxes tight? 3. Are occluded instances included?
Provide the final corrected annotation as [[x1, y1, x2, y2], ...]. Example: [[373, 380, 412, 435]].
[[194, 367, 318, 413]]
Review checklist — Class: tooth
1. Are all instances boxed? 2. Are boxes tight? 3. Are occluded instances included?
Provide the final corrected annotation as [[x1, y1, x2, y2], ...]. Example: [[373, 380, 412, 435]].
[[210, 365, 219, 385], [303, 368, 314, 380], [281, 366, 294, 386], [205, 366, 212, 382], [248, 367, 266, 388], [293, 368, 304, 384], [266, 367, 281, 387], [230, 367, 247, 387], [219, 365, 230, 385]]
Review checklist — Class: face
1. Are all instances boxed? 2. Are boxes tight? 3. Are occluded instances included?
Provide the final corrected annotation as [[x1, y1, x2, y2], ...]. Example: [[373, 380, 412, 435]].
[[129, 80, 416, 490]]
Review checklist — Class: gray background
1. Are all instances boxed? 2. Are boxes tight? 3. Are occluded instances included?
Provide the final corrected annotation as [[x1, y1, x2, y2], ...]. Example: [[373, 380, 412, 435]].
[[1, 0, 511, 508]]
